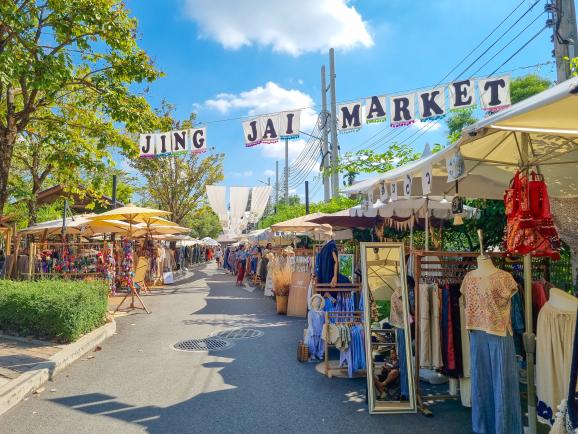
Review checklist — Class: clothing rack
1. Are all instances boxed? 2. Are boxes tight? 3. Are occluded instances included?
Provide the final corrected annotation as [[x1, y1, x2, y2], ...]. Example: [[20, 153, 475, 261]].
[[412, 250, 550, 416], [314, 282, 361, 293], [413, 250, 478, 415], [323, 310, 364, 377]]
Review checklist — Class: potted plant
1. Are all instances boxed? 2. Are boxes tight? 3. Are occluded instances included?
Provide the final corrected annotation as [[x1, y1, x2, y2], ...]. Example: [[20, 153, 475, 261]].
[[272, 261, 292, 314]]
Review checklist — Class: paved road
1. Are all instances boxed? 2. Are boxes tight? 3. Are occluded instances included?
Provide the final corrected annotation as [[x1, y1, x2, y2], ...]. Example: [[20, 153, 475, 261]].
[[1, 263, 473, 433]]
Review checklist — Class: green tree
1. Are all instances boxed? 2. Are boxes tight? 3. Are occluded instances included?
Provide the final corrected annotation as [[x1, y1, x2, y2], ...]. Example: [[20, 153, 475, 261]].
[[9, 97, 138, 225], [260, 196, 359, 228], [0, 0, 160, 215], [187, 207, 222, 239]]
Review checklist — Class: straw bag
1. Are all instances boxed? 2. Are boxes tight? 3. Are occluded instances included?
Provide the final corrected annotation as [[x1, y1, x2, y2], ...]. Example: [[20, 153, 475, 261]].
[[297, 340, 309, 362]]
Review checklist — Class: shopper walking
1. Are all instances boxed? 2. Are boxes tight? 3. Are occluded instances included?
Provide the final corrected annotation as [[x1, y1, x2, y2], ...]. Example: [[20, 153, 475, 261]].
[[236, 244, 248, 286], [215, 247, 222, 268]]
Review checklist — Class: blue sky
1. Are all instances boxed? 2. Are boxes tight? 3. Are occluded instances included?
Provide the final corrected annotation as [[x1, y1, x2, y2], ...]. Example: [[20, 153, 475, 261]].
[[124, 0, 556, 201]]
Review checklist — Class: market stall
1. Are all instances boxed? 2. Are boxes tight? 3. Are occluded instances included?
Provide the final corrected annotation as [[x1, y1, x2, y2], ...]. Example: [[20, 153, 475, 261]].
[[339, 77, 578, 433]]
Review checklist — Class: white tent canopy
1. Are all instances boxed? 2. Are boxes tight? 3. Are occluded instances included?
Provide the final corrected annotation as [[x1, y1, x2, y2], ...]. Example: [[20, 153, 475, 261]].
[[349, 196, 478, 220]]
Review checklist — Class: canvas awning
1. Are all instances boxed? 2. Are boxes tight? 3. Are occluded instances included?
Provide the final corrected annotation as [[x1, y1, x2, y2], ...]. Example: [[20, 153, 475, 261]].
[[270, 212, 331, 233]]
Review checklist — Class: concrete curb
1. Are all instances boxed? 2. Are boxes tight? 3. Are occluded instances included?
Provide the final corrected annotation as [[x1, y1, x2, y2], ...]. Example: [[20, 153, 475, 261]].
[[0, 320, 116, 417]]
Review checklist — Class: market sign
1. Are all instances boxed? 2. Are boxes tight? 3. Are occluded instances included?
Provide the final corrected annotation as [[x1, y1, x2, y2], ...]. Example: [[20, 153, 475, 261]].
[[136, 75, 510, 155], [138, 127, 207, 158]]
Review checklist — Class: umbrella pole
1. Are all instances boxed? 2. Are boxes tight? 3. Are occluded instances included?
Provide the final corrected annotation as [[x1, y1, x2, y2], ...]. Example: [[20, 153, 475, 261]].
[[409, 214, 414, 251], [425, 197, 430, 250], [523, 253, 537, 434]]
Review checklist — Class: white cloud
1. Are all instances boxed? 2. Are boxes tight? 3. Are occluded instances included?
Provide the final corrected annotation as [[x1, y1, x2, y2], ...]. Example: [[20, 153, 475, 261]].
[[264, 169, 275, 176], [230, 170, 254, 177], [205, 81, 317, 130], [183, 0, 373, 56], [261, 138, 306, 160]]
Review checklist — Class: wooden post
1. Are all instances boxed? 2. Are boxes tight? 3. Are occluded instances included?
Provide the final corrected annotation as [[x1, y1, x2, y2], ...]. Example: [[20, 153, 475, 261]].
[[28, 242, 35, 280]]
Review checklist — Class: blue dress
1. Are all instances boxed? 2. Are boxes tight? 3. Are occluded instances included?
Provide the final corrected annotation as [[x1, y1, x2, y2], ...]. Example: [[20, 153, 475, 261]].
[[470, 330, 523, 434], [315, 240, 350, 284]]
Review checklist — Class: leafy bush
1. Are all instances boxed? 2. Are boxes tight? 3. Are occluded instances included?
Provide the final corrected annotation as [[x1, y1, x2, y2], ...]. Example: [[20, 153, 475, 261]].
[[0, 279, 108, 343]]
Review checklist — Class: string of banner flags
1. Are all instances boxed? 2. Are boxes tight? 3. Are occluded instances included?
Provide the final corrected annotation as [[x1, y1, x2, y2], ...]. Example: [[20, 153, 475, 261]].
[[138, 75, 511, 158]]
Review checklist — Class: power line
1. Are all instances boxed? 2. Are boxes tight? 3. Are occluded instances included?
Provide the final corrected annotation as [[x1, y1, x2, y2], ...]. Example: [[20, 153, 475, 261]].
[[434, 0, 529, 85], [488, 25, 549, 76], [453, 0, 542, 80], [468, 10, 547, 78]]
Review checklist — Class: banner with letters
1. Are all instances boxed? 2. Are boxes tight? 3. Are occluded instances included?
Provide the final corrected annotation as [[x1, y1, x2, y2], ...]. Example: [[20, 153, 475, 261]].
[[138, 127, 207, 158], [137, 75, 510, 156]]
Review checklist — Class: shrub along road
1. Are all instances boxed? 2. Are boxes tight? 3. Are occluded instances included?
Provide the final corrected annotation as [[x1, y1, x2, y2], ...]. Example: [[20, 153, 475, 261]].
[[0, 263, 473, 433]]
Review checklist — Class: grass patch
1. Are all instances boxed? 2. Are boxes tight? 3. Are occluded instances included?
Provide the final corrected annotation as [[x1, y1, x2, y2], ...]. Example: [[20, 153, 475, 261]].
[[0, 279, 108, 343]]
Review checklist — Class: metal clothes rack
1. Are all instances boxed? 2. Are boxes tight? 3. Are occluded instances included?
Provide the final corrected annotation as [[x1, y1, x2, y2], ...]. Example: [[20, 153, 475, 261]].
[[412, 250, 550, 416], [323, 310, 364, 377]]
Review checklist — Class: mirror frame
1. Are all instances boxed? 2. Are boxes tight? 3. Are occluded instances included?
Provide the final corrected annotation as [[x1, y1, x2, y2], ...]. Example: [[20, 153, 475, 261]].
[[361, 242, 416, 414]]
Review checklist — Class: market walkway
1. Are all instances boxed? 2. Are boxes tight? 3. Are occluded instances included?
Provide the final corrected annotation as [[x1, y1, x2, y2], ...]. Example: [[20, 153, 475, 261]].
[[1, 263, 473, 433]]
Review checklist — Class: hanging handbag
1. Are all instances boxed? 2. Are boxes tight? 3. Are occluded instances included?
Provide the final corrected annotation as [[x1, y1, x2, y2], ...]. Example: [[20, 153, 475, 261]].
[[504, 170, 522, 219]]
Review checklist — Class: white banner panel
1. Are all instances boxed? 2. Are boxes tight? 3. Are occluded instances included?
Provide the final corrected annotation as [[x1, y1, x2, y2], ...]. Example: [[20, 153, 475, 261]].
[[389, 94, 416, 127], [155, 132, 171, 155], [139, 134, 155, 158], [243, 118, 262, 147], [422, 165, 433, 195], [260, 114, 281, 144], [418, 87, 446, 120], [190, 128, 207, 154], [478, 75, 511, 112], [338, 102, 363, 132], [280, 110, 300, 140], [403, 174, 413, 198], [390, 182, 398, 201], [365, 95, 387, 124], [449, 79, 475, 110], [171, 130, 188, 154]]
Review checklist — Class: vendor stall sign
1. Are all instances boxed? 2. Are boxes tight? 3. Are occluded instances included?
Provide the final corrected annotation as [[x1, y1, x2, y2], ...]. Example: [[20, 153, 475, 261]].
[[138, 127, 208, 158]]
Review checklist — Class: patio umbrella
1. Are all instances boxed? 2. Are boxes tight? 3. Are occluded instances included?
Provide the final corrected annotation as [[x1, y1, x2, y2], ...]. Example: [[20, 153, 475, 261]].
[[88, 204, 171, 237], [132, 224, 190, 238]]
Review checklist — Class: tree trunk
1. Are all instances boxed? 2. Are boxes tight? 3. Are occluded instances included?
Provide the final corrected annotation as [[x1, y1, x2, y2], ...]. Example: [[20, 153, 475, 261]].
[[0, 131, 17, 217], [27, 194, 38, 227]]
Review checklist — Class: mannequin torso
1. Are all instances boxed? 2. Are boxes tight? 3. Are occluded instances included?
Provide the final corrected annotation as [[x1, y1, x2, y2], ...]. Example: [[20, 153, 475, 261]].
[[472, 255, 498, 276]]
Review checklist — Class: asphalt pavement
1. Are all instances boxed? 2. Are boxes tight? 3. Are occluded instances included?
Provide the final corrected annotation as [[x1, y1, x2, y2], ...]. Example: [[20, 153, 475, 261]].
[[0, 263, 473, 433]]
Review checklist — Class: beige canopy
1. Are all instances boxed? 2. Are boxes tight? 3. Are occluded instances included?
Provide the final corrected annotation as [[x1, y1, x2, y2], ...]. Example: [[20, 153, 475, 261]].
[[270, 212, 331, 233], [88, 205, 171, 224]]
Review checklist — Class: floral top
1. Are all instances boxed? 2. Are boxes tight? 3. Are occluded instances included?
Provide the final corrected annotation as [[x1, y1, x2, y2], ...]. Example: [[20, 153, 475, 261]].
[[389, 287, 405, 329], [460, 269, 518, 336]]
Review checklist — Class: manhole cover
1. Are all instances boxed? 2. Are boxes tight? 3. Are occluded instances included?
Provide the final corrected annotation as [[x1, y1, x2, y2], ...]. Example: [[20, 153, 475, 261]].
[[172, 338, 234, 352], [211, 328, 264, 339]]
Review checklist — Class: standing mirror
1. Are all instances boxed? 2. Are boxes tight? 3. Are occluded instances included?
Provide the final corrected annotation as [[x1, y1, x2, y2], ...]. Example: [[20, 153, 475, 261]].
[[361, 242, 416, 414]]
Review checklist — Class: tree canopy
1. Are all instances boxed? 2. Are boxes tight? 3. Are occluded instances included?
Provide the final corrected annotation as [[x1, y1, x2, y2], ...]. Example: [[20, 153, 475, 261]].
[[0, 0, 161, 215]]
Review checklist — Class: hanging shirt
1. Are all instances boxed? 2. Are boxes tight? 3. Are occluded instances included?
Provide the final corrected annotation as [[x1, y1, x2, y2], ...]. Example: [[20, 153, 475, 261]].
[[460, 269, 518, 336]]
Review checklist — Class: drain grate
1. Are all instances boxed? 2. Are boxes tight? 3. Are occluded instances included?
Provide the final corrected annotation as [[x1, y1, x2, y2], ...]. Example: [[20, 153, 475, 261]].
[[211, 328, 264, 340], [173, 338, 234, 352]]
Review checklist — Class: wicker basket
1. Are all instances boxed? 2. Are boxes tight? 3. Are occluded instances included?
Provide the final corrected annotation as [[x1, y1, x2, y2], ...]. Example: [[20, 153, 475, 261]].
[[297, 340, 309, 362]]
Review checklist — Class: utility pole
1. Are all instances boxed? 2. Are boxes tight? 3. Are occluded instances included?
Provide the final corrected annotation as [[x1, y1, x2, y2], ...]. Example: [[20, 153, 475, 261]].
[[329, 48, 339, 198], [305, 181, 310, 215], [284, 138, 289, 203], [321, 65, 331, 202], [552, 0, 578, 81], [275, 160, 279, 206]]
